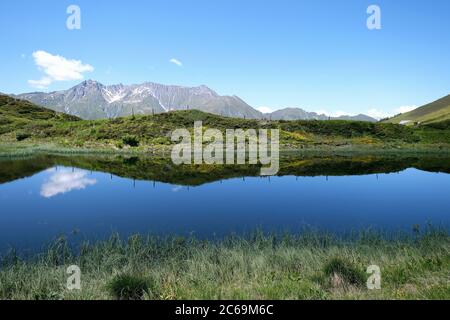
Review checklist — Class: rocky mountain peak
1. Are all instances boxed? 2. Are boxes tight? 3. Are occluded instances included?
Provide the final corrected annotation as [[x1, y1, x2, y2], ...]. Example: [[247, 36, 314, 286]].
[[15, 80, 377, 122]]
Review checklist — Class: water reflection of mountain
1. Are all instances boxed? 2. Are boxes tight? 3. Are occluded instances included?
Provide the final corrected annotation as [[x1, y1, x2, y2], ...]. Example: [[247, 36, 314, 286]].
[[1, 153, 449, 186]]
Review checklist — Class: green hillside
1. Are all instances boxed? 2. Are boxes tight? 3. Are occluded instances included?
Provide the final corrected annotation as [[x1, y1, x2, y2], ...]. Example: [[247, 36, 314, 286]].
[[1, 94, 449, 152], [0, 94, 80, 136], [386, 94, 450, 125], [0, 94, 79, 122]]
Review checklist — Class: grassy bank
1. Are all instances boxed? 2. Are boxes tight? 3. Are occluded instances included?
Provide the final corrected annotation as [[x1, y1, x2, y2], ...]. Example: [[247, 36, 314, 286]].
[[2, 134, 450, 162], [1, 230, 448, 300], [1, 142, 450, 159]]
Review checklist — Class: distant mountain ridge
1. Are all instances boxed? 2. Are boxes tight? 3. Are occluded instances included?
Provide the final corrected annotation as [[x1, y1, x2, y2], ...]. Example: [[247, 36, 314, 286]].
[[266, 107, 376, 122], [14, 80, 377, 122]]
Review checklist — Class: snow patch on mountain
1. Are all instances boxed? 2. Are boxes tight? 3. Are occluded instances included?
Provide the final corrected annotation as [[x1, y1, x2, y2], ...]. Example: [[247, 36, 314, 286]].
[[102, 88, 127, 104]]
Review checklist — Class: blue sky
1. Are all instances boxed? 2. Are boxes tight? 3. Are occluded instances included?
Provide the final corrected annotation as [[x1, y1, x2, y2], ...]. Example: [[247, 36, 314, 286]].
[[0, 0, 449, 117]]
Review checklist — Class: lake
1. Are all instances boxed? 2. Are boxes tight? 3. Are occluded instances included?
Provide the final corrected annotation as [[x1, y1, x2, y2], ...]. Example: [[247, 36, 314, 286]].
[[0, 153, 449, 252]]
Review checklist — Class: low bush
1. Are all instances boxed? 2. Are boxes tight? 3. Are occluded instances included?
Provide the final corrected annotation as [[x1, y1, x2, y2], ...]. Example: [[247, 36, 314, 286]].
[[107, 274, 155, 300], [16, 132, 31, 141], [323, 257, 365, 287], [122, 135, 139, 147]]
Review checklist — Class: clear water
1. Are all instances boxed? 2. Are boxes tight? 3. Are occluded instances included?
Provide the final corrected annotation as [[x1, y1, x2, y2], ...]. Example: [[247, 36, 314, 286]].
[[0, 154, 449, 252]]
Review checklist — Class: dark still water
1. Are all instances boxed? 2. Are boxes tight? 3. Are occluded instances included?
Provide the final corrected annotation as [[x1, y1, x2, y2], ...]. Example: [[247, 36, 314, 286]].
[[0, 153, 449, 251]]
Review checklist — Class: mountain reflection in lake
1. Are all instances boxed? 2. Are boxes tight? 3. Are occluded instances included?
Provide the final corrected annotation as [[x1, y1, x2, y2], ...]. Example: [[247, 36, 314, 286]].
[[0, 153, 449, 252]]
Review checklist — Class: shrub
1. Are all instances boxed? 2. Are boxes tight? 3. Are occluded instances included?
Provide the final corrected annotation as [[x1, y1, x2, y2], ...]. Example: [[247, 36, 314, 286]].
[[152, 136, 171, 145], [424, 119, 450, 130], [74, 139, 84, 147], [122, 135, 139, 147], [323, 257, 365, 287], [108, 274, 156, 300], [115, 141, 124, 149], [16, 132, 31, 141]]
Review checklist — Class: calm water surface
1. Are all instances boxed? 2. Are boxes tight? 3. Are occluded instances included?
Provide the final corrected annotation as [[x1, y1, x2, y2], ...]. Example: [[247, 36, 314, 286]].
[[0, 154, 449, 252]]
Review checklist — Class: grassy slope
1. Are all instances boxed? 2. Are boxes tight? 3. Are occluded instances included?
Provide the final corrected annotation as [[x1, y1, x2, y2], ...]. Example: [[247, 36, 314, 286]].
[[1, 94, 450, 152], [0, 230, 448, 300], [386, 95, 450, 125], [0, 94, 79, 124]]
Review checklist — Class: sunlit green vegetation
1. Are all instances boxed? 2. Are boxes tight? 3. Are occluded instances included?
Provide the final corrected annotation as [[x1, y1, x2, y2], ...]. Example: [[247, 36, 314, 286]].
[[385, 95, 450, 125], [1, 94, 449, 153]]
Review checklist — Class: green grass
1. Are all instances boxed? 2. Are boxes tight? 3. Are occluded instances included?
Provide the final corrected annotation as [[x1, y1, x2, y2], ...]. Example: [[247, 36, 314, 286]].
[[322, 257, 366, 287], [1, 94, 450, 152], [107, 274, 157, 300], [0, 229, 448, 300], [385, 95, 450, 125]]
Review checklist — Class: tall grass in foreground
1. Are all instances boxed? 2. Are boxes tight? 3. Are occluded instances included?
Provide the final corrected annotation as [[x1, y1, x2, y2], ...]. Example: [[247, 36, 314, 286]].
[[0, 229, 448, 300]]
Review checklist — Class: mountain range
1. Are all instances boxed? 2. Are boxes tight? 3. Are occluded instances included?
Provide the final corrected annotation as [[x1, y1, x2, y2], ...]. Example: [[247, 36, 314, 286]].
[[266, 107, 376, 122], [13, 80, 377, 122]]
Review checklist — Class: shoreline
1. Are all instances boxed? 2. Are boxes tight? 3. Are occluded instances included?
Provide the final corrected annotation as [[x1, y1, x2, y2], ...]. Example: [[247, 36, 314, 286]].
[[1, 142, 449, 159]]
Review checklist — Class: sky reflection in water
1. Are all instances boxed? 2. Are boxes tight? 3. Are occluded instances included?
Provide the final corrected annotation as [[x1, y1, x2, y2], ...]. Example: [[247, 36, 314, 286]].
[[0, 156, 449, 252]]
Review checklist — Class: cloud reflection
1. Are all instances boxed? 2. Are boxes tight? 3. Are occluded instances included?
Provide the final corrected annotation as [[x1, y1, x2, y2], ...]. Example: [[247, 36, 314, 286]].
[[172, 186, 183, 192], [41, 169, 97, 198]]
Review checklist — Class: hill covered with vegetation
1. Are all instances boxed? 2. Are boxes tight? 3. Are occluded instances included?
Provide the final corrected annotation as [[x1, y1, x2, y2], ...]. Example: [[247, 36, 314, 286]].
[[1, 94, 449, 153], [385, 95, 450, 126], [0, 95, 79, 123]]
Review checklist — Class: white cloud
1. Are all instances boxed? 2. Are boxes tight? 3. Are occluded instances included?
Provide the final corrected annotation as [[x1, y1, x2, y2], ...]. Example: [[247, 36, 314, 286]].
[[395, 105, 417, 114], [40, 169, 97, 198], [172, 186, 183, 192], [28, 50, 94, 89], [366, 106, 418, 120], [28, 77, 53, 89], [366, 108, 390, 120], [169, 58, 183, 67], [315, 110, 353, 117], [256, 106, 275, 114]]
